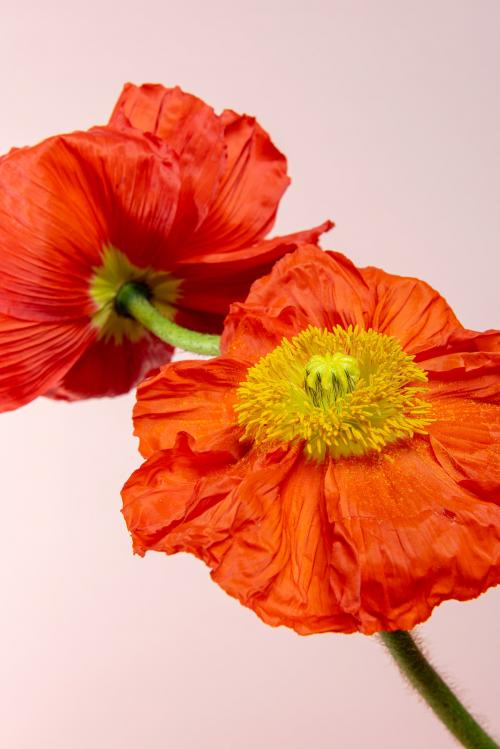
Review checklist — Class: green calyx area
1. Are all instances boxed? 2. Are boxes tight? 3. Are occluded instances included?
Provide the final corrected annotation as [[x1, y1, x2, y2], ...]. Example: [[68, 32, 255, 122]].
[[89, 245, 221, 356], [89, 245, 180, 344]]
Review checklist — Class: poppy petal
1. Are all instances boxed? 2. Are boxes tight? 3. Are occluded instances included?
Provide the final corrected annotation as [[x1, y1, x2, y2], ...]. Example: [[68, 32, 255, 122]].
[[109, 83, 226, 237], [47, 335, 174, 401], [0, 127, 180, 321], [420, 328, 500, 402], [173, 223, 333, 331], [327, 439, 500, 633], [123, 244, 500, 634], [0, 313, 94, 412], [122, 438, 356, 634], [361, 266, 461, 354], [211, 448, 357, 634], [222, 246, 371, 361], [122, 432, 241, 554], [428, 398, 500, 502], [133, 356, 248, 457], [182, 110, 290, 255]]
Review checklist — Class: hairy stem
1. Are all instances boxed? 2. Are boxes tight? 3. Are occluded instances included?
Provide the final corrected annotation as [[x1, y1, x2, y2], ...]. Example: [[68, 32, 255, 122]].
[[380, 630, 499, 749], [116, 282, 221, 357]]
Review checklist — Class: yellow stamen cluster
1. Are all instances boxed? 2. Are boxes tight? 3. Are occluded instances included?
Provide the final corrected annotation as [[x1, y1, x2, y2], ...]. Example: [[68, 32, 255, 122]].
[[89, 245, 181, 344], [235, 325, 433, 462]]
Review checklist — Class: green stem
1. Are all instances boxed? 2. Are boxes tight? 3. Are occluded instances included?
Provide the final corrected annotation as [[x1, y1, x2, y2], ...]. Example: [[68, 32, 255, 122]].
[[116, 282, 221, 357], [380, 630, 499, 749]]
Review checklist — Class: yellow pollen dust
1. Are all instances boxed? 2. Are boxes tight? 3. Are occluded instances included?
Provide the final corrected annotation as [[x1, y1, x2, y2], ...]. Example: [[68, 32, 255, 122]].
[[89, 245, 181, 344], [235, 325, 433, 462]]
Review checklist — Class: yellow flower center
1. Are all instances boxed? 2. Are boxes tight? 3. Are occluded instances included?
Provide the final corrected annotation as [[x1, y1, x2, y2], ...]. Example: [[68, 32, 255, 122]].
[[304, 352, 360, 406], [89, 245, 181, 344], [235, 325, 433, 461]]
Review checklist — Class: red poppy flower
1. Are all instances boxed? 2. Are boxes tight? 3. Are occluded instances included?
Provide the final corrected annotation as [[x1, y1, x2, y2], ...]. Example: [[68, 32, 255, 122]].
[[0, 84, 330, 411], [122, 245, 500, 635]]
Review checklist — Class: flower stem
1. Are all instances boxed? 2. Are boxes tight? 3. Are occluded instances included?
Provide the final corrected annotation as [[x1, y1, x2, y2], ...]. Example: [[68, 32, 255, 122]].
[[116, 282, 221, 357], [380, 630, 499, 749]]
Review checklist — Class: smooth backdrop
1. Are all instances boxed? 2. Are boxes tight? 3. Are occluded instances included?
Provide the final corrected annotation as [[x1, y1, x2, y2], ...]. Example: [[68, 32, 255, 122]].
[[1, 2, 499, 748]]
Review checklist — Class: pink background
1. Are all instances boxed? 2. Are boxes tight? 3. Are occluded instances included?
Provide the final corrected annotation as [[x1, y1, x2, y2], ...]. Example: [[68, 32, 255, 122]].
[[1, 1, 499, 747]]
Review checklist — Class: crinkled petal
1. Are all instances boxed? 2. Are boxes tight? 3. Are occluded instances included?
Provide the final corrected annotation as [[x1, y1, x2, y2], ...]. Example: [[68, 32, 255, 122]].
[[420, 328, 500, 402], [173, 223, 332, 332], [360, 265, 462, 355], [0, 313, 94, 412], [222, 246, 371, 362], [47, 334, 174, 401], [0, 127, 180, 321], [110, 87, 295, 259], [327, 439, 500, 633], [134, 356, 248, 457], [109, 83, 226, 237], [122, 432, 243, 554], [428, 398, 500, 503], [122, 438, 356, 634], [212, 448, 357, 635], [182, 110, 290, 255]]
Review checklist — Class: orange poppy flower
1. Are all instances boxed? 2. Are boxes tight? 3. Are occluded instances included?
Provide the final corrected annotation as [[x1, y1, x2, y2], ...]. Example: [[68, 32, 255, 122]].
[[122, 245, 500, 635], [0, 84, 329, 411]]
